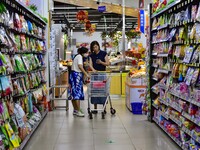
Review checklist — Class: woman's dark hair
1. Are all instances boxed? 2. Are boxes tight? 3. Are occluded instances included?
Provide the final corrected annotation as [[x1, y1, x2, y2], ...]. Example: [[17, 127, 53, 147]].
[[78, 47, 88, 55], [90, 41, 100, 53]]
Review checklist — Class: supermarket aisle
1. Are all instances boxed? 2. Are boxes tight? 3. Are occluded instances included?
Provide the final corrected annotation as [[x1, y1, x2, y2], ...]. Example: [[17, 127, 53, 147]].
[[24, 99, 180, 150]]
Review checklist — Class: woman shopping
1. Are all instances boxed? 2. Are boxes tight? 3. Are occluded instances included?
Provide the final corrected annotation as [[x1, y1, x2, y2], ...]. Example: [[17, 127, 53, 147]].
[[68, 47, 89, 117], [89, 41, 110, 113]]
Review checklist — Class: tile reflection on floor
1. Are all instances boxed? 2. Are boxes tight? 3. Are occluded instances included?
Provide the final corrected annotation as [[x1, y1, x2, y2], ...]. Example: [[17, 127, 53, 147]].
[[24, 98, 181, 150]]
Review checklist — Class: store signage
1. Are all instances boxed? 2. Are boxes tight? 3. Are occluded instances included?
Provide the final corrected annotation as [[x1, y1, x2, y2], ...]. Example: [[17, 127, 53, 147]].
[[139, 0, 144, 8], [140, 9, 145, 33], [98, 6, 106, 12]]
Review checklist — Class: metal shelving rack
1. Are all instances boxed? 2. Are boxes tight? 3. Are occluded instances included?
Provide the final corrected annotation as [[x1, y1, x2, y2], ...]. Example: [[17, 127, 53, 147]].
[[149, 0, 200, 149], [0, 0, 48, 149]]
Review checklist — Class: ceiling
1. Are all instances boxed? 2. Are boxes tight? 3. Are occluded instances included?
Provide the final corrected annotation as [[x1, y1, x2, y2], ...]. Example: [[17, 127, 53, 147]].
[[52, 1, 138, 32]]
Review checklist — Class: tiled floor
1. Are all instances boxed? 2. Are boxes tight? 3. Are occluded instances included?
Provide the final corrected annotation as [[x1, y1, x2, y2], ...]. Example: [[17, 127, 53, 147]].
[[24, 98, 181, 150]]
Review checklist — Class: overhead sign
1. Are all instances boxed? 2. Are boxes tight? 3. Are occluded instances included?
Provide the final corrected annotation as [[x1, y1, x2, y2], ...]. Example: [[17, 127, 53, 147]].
[[139, 0, 144, 8], [98, 6, 106, 12], [140, 9, 145, 33]]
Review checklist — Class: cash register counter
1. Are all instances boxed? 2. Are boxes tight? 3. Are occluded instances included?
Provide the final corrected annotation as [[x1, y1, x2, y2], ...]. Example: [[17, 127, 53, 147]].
[[108, 66, 131, 96]]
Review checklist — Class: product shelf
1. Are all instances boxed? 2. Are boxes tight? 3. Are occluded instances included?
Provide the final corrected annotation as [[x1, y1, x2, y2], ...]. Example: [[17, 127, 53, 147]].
[[153, 117, 182, 148], [152, 103, 159, 109], [0, 0, 48, 149], [157, 68, 171, 74], [170, 60, 200, 68], [152, 52, 158, 56], [152, 87, 159, 94], [158, 84, 167, 90], [169, 90, 200, 107], [152, 76, 159, 81], [157, 53, 169, 57], [0, 22, 45, 41], [149, 0, 200, 149], [158, 98, 169, 106], [169, 115, 182, 127], [13, 90, 30, 98], [18, 110, 48, 150], [152, 39, 169, 44], [182, 126, 200, 144], [151, 0, 181, 18], [182, 112, 200, 126], [152, 64, 158, 68], [159, 110, 169, 120], [170, 103, 182, 113], [173, 40, 200, 45], [169, 19, 196, 28], [2, 0, 46, 28], [152, 24, 169, 32]]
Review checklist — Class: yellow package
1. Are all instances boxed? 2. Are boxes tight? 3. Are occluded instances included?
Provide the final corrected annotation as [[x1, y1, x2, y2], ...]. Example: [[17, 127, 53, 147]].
[[4, 123, 20, 148]]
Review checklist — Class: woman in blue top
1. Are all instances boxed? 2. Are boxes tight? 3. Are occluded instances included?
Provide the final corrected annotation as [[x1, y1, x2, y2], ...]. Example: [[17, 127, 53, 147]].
[[89, 41, 110, 113]]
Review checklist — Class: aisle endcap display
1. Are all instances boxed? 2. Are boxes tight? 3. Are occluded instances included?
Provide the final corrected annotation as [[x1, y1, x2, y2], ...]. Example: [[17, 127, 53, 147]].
[[125, 62, 147, 114], [149, 0, 200, 149]]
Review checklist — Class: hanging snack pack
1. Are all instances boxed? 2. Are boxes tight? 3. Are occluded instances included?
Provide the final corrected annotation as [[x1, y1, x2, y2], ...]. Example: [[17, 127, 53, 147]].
[[14, 13, 20, 30], [0, 27, 11, 47], [22, 55, 30, 71], [196, 2, 200, 22], [30, 38, 36, 51], [4, 55, 13, 74], [191, 45, 200, 63], [185, 68, 195, 86], [191, 5, 198, 20], [8, 12, 14, 28], [190, 24, 196, 40], [196, 23, 200, 41], [27, 20, 33, 34], [38, 54, 45, 66], [191, 69, 199, 86], [0, 76, 12, 97], [2, 102, 10, 121], [24, 75, 30, 90], [183, 46, 194, 63], [20, 15, 28, 33], [14, 103, 26, 128], [26, 37, 30, 51], [14, 55, 25, 72], [36, 40, 43, 51], [14, 35, 21, 51], [4, 122, 20, 148], [12, 79, 24, 96], [32, 23, 38, 35], [28, 93, 33, 114], [34, 55, 41, 68], [20, 35, 27, 51], [0, 52, 7, 74]]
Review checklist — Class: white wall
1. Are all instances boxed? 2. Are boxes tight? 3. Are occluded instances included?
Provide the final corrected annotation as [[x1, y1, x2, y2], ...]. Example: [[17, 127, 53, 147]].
[[72, 31, 147, 54], [72, 32, 103, 54]]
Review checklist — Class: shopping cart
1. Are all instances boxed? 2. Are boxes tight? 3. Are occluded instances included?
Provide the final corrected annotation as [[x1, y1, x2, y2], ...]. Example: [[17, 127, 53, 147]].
[[87, 72, 116, 119]]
